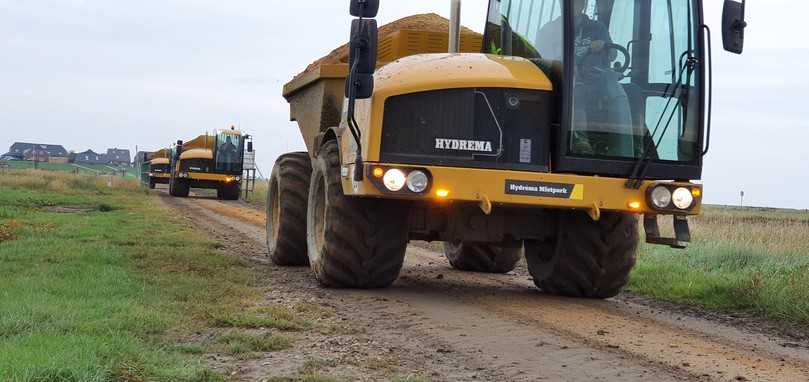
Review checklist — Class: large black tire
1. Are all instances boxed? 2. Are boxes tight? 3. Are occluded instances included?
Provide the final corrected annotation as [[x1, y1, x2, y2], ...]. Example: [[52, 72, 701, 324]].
[[173, 180, 190, 198], [306, 140, 409, 288], [525, 211, 639, 299], [148, 179, 156, 189], [168, 177, 189, 197], [443, 242, 521, 274], [267, 152, 312, 266], [218, 183, 241, 200]]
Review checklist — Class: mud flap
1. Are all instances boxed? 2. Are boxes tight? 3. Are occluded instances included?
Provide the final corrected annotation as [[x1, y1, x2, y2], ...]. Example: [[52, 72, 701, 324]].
[[644, 215, 690, 249]]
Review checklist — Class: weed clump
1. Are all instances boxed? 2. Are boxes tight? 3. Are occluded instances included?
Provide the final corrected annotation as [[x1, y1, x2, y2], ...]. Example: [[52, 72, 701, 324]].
[[216, 331, 291, 355], [0, 220, 20, 243]]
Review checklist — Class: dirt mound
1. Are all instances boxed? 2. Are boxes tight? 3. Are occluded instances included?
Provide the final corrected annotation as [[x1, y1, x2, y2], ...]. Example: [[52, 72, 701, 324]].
[[302, 13, 481, 74]]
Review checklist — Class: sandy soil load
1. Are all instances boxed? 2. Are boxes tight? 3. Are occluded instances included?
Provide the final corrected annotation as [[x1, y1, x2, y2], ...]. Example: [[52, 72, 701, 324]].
[[161, 192, 809, 381], [302, 13, 482, 75]]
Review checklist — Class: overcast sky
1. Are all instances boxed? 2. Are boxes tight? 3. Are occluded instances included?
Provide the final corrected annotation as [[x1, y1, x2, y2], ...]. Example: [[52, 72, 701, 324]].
[[1, 1, 806, 209]]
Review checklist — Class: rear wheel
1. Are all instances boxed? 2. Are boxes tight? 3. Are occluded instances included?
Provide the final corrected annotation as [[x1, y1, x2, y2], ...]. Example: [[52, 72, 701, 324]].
[[443, 242, 521, 274], [306, 140, 409, 288], [267, 152, 312, 266], [525, 211, 638, 299]]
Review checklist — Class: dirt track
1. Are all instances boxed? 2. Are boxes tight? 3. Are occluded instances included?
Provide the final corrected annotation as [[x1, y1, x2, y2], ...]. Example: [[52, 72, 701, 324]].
[[160, 192, 809, 382]]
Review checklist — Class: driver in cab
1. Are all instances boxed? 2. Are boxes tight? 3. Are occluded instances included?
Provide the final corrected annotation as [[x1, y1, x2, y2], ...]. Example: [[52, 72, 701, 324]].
[[569, 0, 634, 158]]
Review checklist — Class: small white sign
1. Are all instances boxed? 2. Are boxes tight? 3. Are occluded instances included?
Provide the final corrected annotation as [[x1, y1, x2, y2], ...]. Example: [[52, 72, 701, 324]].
[[519, 139, 532, 163], [243, 151, 256, 170]]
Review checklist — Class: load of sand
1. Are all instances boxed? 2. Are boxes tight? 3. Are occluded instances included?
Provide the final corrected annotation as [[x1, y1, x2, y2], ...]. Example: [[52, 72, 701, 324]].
[[301, 13, 482, 75]]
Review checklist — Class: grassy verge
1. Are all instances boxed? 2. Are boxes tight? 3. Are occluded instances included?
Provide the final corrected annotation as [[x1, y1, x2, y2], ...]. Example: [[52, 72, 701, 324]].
[[628, 206, 809, 325], [242, 180, 268, 209], [0, 170, 285, 381], [0, 160, 138, 178]]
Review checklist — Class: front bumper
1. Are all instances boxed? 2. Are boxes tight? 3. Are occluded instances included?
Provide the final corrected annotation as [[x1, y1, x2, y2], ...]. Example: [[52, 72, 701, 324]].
[[180, 172, 241, 184], [341, 163, 702, 220]]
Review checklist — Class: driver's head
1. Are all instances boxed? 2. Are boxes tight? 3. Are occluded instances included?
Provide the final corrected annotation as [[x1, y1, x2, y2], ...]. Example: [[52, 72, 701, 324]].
[[226, 136, 232, 144], [573, 0, 588, 14]]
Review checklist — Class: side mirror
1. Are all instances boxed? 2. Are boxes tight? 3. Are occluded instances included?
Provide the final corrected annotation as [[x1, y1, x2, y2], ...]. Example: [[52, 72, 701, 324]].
[[348, 19, 378, 74], [722, 0, 747, 54], [346, 19, 378, 99], [345, 73, 374, 99], [350, 0, 379, 18], [247, 141, 254, 153]]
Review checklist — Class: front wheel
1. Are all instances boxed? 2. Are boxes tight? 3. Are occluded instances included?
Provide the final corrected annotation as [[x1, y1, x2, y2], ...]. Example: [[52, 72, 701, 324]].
[[218, 183, 240, 200], [443, 242, 521, 274], [525, 211, 638, 299], [306, 140, 409, 289]]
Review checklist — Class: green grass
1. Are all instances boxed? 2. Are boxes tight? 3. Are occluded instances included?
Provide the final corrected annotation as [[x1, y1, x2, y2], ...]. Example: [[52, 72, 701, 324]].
[[0, 170, 268, 381], [215, 331, 291, 355], [1, 160, 138, 178], [242, 179, 268, 208], [629, 206, 809, 325]]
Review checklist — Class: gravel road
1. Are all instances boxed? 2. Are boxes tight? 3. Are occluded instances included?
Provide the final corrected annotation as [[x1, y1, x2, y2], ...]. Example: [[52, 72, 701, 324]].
[[159, 192, 809, 382]]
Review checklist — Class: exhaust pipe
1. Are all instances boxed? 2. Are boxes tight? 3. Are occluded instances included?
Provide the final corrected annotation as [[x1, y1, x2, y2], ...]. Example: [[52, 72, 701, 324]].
[[449, 0, 461, 53]]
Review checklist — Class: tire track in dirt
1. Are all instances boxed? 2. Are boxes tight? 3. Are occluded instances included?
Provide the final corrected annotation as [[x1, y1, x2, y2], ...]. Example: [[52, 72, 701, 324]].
[[163, 193, 809, 382]]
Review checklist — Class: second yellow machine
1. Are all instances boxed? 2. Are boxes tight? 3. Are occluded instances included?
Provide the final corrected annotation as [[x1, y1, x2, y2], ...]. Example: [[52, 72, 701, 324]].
[[169, 128, 252, 200]]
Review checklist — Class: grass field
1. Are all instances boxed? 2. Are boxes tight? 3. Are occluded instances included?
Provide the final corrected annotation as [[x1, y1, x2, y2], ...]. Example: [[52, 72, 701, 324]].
[[628, 205, 809, 324], [0, 170, 285, 381], [0, 160, 138, 178]]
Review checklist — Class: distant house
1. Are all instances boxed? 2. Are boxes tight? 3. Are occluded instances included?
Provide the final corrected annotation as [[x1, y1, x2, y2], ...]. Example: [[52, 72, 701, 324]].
[[106, 148, 131, 166], [8, 142, 69, 163], [73, 150, 106, 165], [0, 152, 23, 161]]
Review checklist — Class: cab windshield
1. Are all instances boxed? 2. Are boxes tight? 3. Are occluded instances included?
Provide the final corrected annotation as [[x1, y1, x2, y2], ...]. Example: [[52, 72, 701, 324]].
[[215, 133, 244, 173], [485, 0, 703, 163]]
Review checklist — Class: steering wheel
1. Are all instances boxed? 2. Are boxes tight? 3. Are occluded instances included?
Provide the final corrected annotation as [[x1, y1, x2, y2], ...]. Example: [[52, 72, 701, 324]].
[[603, 43, 631, 74]]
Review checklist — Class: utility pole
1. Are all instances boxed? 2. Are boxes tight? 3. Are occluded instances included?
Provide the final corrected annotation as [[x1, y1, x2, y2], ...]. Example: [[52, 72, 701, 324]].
[[740, 190, 745, 208]]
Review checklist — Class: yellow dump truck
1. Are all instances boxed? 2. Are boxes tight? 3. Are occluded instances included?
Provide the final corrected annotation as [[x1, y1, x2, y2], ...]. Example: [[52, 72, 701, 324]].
[[268, 0, 747, 297], [169, 128, 252, 200], [144, 149, 171, 189]]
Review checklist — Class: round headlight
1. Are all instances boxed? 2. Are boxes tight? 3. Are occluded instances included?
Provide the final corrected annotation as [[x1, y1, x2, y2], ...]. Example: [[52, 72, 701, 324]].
[[650, 186, 672, 209], [383, 169, 406, 192], [672, 187, 694, 210], [406, 170, 429, 193]]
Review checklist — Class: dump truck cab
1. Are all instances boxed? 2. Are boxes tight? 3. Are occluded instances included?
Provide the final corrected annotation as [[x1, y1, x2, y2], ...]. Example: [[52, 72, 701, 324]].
[[169, 128, 252, 200], [272, 0, 747, 297], [145, 148, 171, 189]]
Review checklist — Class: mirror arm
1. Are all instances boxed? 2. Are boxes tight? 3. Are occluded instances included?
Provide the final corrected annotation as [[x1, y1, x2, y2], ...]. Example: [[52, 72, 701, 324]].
[[346, 48, 364, 181]]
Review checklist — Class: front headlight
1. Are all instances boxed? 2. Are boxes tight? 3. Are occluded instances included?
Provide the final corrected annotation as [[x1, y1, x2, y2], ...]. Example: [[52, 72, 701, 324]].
[[406, 171, 429, 193], [383, 169, 406, 192], [650, 186, 673, 209], [672, 187, 695, 210]]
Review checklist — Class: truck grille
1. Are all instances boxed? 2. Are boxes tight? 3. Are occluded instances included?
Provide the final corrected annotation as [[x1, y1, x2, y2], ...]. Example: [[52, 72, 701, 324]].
[[380, 88, 553, 171]]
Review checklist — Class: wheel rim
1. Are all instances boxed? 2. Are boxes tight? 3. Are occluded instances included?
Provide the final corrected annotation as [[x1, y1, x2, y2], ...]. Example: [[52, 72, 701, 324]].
[[269, 179, 280, 245], [311, 173, 326, 262]]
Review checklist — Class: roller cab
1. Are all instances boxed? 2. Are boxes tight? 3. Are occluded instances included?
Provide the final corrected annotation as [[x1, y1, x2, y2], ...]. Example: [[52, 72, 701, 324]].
[[168, 128, 251, 200]]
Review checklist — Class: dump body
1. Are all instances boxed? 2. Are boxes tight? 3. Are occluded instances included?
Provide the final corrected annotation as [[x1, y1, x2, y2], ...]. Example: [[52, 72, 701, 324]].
[[283, 27, 483, 154]]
